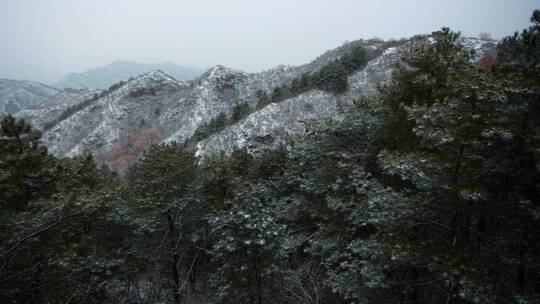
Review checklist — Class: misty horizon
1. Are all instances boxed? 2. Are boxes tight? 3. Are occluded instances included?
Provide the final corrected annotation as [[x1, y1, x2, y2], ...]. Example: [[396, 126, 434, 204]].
[[0, 0, 537, 84]]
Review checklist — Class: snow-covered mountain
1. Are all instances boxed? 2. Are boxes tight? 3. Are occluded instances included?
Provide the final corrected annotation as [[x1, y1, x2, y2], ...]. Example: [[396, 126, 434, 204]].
[[0, 79, 60, 115], [15, 88, 102, 130], [54, 60, 204, 89], [15, 36, 496, 174]]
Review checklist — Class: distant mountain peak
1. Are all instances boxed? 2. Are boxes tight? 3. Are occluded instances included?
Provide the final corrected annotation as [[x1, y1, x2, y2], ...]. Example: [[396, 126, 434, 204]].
[[129, 69, 179, 84], [55, 61, 204, 90]]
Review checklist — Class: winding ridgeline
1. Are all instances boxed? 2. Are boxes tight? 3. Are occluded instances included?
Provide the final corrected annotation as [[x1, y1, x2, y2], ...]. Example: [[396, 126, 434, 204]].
[[13, 35, 493, 174], [1, 12, 540, 304]]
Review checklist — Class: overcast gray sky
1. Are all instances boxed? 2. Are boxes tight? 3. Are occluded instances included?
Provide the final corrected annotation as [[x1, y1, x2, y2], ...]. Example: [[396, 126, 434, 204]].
[[0, 0, 537, 84]]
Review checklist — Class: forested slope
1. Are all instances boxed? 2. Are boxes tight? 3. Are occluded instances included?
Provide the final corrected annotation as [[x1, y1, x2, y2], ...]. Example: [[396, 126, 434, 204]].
[[1, 12, 539, 304]]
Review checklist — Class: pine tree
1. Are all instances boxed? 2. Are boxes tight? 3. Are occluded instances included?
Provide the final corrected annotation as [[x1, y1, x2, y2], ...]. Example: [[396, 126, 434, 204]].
[[0, 115, 55, 206], [231, 102, 251, 122], [126, 143, 202, 304], [376, 26, 540, 302]]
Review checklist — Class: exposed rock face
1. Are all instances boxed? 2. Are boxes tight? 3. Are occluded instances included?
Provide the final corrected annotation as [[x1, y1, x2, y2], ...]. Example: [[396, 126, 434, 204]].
[[195, 91, 341, 157], [0, 79, 59, 115], [14, 36, 494, 173], [54, 60, 204, 89]]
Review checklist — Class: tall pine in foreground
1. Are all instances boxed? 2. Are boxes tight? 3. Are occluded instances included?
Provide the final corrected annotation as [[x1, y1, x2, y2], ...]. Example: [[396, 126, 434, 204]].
[[376, 24, 540, 302], [126, 143, 207, 304], [0, 116, 126, 303]]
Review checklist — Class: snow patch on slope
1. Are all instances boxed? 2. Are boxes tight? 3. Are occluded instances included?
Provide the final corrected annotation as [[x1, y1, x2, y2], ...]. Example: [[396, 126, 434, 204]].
[[195, 91, 341, 157]]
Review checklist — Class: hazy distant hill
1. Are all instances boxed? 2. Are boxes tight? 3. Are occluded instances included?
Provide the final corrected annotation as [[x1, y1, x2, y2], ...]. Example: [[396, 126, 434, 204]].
[[0, 79, 60, 114], [55, 60, 204, 89]]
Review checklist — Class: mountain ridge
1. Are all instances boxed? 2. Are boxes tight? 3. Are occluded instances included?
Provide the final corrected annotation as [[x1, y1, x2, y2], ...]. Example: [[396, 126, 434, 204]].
[[0, 79, 60, 115], [54, 60, 204, 89], [14, 35, 495, 174]]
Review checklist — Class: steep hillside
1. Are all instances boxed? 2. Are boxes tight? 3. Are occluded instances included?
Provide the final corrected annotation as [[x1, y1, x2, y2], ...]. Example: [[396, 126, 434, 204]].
[[32, 36, 495, 173], [193, 39, 418, 158], [195, 90, 341, 157], [0, 79, 60, 115], [15, 88, 101, 130], [55, 60, 204, 89], [43, 71, 184, 173]]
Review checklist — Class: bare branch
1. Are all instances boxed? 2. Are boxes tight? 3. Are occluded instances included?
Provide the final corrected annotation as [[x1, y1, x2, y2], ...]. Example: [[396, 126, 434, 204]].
[[0, 211, 84, 258]]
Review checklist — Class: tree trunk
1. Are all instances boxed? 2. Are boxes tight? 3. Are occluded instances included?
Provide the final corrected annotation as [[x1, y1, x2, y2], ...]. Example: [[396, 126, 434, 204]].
[[450, 213, 458, 246], [477, 215, 486, 252], [168, 210, 181, 304], [189, 266, 197, 292], [460, 216, 471, 245], [453, 144, 465, 183], [450, 144, 465, 246], [255, 253, 263, 304], [516, 230, 529, 290], [409, 267, 419, 304]]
